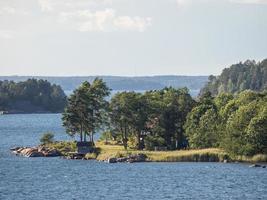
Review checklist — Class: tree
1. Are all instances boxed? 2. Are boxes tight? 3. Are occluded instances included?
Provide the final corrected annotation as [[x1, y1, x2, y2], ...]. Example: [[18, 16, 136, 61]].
[[142, 87, 194, 150], [200, 58, 267, 96], [40, 132, 54, 144], [0, 79, 67, 113], [62, 78, 110, 143], [184, 92, 219, 148], [109, 92, 139, 149]]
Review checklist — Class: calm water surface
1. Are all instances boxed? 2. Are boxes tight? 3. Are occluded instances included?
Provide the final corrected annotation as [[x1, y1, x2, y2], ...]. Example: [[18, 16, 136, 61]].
[[0, 114, 266, 200]]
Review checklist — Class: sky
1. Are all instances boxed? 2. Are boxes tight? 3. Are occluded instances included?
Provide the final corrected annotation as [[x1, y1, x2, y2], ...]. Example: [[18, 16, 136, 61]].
[[0, 0, 267, 76]]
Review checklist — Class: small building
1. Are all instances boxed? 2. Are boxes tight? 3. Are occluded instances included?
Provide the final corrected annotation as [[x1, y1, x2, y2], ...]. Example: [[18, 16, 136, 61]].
[[76, 142, 94, 155]]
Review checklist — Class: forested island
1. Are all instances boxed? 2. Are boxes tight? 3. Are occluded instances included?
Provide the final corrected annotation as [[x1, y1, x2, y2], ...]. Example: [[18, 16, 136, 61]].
[[9, 59, 267, 164], [0, 79, 66, 113], [201, 59, 267, 95]]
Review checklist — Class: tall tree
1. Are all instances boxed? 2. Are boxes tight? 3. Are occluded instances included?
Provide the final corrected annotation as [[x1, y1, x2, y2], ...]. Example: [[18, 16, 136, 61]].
[[62, 78, 110, 143]]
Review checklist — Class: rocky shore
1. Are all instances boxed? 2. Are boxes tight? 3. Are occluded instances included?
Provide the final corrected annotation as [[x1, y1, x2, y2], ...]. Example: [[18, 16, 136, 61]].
[[10, 146, 62, 157], [105, 153, 147, 163]]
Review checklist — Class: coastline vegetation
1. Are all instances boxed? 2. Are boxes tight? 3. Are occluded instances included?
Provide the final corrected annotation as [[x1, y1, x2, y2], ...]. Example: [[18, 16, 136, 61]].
[[0, 79, 66, 113], [6, 59, 267, 163], [59, 59, 267, 162], [43, 141, 267, 163], [201, 59, 267, 96]]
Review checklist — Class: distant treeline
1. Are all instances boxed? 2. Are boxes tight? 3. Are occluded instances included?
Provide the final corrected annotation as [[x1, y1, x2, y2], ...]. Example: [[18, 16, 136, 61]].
[[0, 79, 66, 113], [201, 59, 267, 96], [0, 75, 208, 92]]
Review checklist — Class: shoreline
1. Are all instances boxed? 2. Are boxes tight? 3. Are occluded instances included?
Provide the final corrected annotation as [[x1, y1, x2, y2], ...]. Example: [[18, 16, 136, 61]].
[[10, 141, 267, 165]]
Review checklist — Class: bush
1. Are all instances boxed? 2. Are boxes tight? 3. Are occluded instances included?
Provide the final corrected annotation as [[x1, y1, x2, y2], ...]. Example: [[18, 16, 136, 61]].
[[40, 132, 55, 144], [144, 135, 166, 151], [99, 131, 113, 144]]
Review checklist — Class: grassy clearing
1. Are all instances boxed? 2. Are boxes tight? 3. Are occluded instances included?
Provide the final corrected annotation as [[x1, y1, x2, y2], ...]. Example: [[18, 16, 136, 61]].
[[45, 141, 76, 156], [45, 141, 267, 163], [95, 143, 229, 162]]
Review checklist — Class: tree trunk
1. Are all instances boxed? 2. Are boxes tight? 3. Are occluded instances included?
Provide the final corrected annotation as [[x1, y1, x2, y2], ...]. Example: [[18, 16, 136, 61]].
[[80, 123, 83, 142], [137, 131, 141, 150], [123, 125, 128, 150], [84, 132, 87, 142], [91, 132, 94, 145]]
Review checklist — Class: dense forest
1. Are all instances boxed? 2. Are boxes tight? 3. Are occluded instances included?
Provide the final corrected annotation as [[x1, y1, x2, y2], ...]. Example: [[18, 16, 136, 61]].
[[201, 59, 267, 96], [62, 78, 267, 157], [0, 79, 67, 113]]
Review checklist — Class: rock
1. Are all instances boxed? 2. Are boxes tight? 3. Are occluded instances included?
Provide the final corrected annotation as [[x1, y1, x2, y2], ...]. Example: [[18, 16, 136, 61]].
[[10, 146, 61, 157], [262, 165, 266, 168], [107, 157, 117, 163], [10, 147, 20, 151], [116, 157, 128, 162], [106, 153, 147, 164], [128, 154, 147, 162], [43, 149, 61, 157], [27, 151, 44, 157], [223, 159, 228, 163], [249, 164, 262, 168]]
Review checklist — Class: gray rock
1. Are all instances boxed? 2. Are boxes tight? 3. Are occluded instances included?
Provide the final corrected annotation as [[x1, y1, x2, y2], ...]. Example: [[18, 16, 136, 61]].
[[107, 157, 117, 163], [249, 164, 262, 168]]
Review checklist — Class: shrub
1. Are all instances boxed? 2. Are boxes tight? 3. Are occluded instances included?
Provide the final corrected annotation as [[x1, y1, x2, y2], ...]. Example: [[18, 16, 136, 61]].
[[144, 135, 166, 151], [40, 132, 55, 144]]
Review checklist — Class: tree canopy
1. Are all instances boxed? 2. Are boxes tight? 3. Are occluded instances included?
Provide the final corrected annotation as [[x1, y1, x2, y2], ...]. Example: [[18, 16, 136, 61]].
[[0, 79, 66, 113], [185, 90, 267, 156], [62, 78, 110, 143], [201, 59, 267, 96]]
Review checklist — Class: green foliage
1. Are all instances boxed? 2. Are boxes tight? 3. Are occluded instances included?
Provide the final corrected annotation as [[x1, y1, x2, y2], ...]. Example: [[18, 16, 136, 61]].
[[62, 78, 110, 142], [185, 90, 267, 156], [144, 135, 166, 151], [184, 92, 220, 148], [109, 87, 194, 150], [40, 132, 54, 144], [45, 141, 77, 156], [201, 59, 267, 96], [0, 79, 66, 112], [222, 95, 267, 156], [99, 131, 113, 144]]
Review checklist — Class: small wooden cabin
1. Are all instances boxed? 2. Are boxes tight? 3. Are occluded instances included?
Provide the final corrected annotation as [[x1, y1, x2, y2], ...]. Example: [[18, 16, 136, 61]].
[[76, 142, 94, 155]]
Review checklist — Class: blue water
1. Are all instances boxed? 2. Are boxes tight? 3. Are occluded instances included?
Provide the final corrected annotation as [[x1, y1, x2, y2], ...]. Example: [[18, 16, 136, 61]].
[[0, 114, 267, 200]]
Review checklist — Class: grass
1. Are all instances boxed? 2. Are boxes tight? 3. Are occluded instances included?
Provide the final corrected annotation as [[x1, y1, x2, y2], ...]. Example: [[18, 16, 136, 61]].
[[233, 154, 267, 163], [45, 141, 267, 163], [45, 141, 77, 156], [95, 142, 229, 162]]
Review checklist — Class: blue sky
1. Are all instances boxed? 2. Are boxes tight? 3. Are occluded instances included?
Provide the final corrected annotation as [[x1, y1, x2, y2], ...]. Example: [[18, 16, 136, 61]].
[[0, 0, 267, 76]]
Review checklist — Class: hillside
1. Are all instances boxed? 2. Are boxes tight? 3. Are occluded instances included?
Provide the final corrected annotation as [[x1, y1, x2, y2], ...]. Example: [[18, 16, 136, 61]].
[[201, 59, 267, 96], [0, 76, 208, 95]]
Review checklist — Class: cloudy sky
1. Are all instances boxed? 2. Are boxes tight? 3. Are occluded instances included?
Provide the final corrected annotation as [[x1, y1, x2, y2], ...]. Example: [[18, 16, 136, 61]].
[[0, 0, 267, 76]]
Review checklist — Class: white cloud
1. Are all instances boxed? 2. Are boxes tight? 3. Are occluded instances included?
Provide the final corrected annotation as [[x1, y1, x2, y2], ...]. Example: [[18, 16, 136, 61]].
[[113, 16, 152, 32], [0, 7, 16, 14], [38, 0, 54, 12], [38, 0, 113, 12], [58, 9, 151, 32], [176, 0, 267, 5], [37, 0, 151, 32], [59, 9, 115, 32], [0, 6, 29, 16], [229, 0, 267, 4], [0, 30, 15, 39]]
